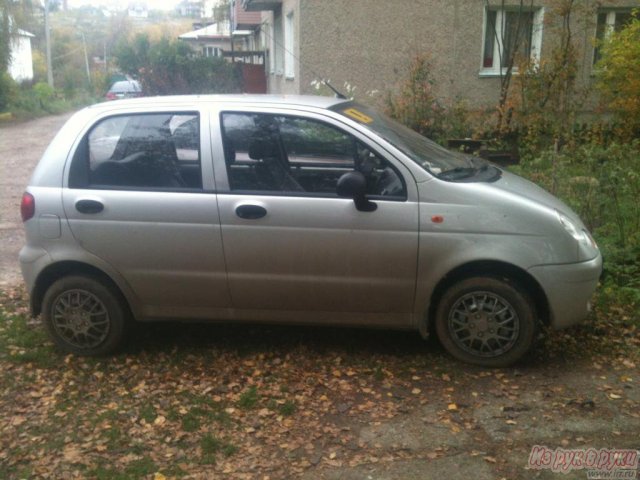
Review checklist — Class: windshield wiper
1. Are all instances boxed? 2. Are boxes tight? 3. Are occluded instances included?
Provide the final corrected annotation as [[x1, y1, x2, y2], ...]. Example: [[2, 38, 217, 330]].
[[437, 166, 479, 180], [438, 158, 489, 180]]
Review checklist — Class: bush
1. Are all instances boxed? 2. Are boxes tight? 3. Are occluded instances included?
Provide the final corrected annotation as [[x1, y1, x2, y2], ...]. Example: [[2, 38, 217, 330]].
[[511, 142, 640, 324], [385, 54, 463, 143], [114, 34, 243, 96], [596, 11, 640, 136], [0, 72, 17, 112], [3, 81, 96, 121], [33, 82, 55, 106]]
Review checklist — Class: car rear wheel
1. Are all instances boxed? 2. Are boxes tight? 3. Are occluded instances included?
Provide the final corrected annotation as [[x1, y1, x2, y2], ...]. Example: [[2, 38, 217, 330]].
[[42, 275, 128, 356], [435, 276, 538, 367]]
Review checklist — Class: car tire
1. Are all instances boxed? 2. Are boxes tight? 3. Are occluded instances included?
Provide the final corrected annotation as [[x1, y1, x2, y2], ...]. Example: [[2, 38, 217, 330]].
[[42, 275, 129, 356], [435, 276, 538, 367]]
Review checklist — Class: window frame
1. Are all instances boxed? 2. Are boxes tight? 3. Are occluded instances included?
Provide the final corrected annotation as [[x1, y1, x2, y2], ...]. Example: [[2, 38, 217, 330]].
[[592, 8, 634, 67], [480, 6, 544, 77], [284, 10, 295, 79], [203, 46, 221, 58], [218, 110, 408, 201], [273, 12, 284, 75], [68, 111, 205, 194], [267, 20, 275, 74]]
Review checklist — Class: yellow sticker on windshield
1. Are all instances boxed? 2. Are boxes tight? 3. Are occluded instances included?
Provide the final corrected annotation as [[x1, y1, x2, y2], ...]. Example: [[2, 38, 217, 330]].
[[343, 108, 373, 124]]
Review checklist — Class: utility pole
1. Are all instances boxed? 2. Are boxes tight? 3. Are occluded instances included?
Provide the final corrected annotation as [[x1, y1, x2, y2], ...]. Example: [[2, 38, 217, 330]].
[[81, 32, 91, 86], [44, 0, 54, 88]]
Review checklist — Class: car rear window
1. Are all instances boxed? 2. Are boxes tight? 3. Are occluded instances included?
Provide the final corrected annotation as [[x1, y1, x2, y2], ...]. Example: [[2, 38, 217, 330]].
[[69, 112, 202, 191], [110, 81, 141, 93]]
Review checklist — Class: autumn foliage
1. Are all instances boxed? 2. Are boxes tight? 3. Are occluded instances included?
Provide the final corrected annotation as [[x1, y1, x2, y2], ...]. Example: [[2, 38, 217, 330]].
[[595, 11, 640, 135]]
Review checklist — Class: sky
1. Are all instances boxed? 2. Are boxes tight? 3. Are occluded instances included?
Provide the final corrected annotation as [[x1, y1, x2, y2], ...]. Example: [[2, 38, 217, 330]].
[[66, 0, 182, 11]]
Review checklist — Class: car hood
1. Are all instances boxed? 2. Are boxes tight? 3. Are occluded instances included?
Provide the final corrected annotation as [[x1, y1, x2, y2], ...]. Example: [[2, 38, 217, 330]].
[[489, 168, 582, 224]]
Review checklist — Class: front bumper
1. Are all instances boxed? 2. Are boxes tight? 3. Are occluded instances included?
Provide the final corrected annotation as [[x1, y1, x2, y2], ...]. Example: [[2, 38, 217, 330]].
[[528, 253, 603, 329]]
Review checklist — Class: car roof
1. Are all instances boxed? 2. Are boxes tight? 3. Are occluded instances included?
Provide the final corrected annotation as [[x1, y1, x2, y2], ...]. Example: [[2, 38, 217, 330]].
[[88, 94, 349, 111]]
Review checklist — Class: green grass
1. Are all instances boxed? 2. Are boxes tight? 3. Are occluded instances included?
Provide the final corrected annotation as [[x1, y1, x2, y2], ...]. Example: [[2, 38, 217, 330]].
[[181, 411, 201, 432], [0, 310, 55, 368], [139, 404, 157, 423], [199, 434, 237, 465], [279, 400, 296, 416], [90, 456, 157, 479], [177, 392, 231, 427], [237, 385, 259, 409]]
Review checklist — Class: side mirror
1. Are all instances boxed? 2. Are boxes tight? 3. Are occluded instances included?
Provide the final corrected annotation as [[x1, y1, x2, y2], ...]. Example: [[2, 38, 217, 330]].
[[336, 171, 377, 212]]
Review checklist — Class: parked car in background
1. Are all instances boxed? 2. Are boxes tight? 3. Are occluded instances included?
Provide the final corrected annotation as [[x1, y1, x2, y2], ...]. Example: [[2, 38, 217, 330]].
[[105, 80, 143, 100], [19, 95, 602, 367]]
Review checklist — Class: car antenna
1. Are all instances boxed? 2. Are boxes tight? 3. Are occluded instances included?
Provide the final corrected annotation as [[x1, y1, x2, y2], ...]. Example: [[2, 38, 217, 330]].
[[322, 80, 347, 99]]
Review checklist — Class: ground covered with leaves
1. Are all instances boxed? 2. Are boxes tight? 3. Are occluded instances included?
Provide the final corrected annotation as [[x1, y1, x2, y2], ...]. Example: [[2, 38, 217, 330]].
[[1, 287, 639, 480]]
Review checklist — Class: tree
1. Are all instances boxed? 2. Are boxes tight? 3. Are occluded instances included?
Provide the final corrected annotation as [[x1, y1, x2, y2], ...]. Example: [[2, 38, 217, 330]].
[[114, 34, 243, 95], [509, 1, 583, 147], [1, 0, 34, 73], [385, 54, 446, 141], [484, 0, 535, 134], [596, 11, 640, 135]]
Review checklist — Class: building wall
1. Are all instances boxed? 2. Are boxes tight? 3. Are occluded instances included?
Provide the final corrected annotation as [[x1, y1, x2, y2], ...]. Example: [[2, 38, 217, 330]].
[[9, 35, 33, 83], [273, 0, 640, 111], [262, 0, 300, 95]]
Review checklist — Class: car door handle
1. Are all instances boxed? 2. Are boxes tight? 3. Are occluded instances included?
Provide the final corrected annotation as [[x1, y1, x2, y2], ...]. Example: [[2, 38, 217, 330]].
[[235, 204, 267, 220], [75, 199, 104, 214]]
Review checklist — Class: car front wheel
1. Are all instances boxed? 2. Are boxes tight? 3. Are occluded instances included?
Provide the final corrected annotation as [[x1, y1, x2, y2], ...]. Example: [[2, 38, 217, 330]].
[[42, 275, 128, 356], [435, 276, 538, 367]]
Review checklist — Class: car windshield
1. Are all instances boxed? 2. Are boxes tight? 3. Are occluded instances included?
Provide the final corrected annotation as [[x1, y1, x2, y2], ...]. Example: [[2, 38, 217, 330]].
[[331, 102, 473, 176]]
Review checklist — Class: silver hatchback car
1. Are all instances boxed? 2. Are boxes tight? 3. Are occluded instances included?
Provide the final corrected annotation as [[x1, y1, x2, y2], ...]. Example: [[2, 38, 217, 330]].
[[20, 95, 602, 366]]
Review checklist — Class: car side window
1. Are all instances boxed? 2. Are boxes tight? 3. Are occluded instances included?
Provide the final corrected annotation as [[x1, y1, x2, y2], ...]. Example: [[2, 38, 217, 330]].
[[220, 112, 406, 199], [70, 113, 202, 190]]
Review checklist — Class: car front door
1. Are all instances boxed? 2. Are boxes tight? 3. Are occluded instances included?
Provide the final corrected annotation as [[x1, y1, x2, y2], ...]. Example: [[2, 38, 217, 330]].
[[213, 108, 420, 324], [62, 109, 231, 319]]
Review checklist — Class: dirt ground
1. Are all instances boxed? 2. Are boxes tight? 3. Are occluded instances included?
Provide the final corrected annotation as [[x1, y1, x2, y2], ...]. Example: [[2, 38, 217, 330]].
[[0, 112, 74, 287], [0, 114, 638, 479]]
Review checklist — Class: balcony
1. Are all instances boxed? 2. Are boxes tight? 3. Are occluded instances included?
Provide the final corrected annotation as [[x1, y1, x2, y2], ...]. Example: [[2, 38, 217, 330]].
[[242, 0, 282, 11]]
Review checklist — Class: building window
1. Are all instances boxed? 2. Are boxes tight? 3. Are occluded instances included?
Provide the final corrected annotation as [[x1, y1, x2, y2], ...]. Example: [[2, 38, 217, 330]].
[[203, 46, 221, 58], [594, 10, 633, 65], [481, 7, 544, 75], [284, 11, 295, 79], [274, 14, 284, 75], [266, 21, 275, 73]]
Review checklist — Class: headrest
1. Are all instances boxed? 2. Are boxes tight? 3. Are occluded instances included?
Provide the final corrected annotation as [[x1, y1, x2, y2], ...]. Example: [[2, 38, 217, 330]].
[[248, 137, 278, 160]]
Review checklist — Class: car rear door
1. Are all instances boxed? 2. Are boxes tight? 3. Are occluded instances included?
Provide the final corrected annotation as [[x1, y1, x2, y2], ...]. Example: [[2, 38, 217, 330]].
[[62, 106, 231, 319], [211, 106, 420, 324]]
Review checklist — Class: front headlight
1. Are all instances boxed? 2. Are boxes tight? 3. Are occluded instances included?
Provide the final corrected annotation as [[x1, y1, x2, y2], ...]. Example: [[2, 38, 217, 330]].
[[556, 210, 599, 261], [582, 228, 598, 250], [556, 210, 582, 240]]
